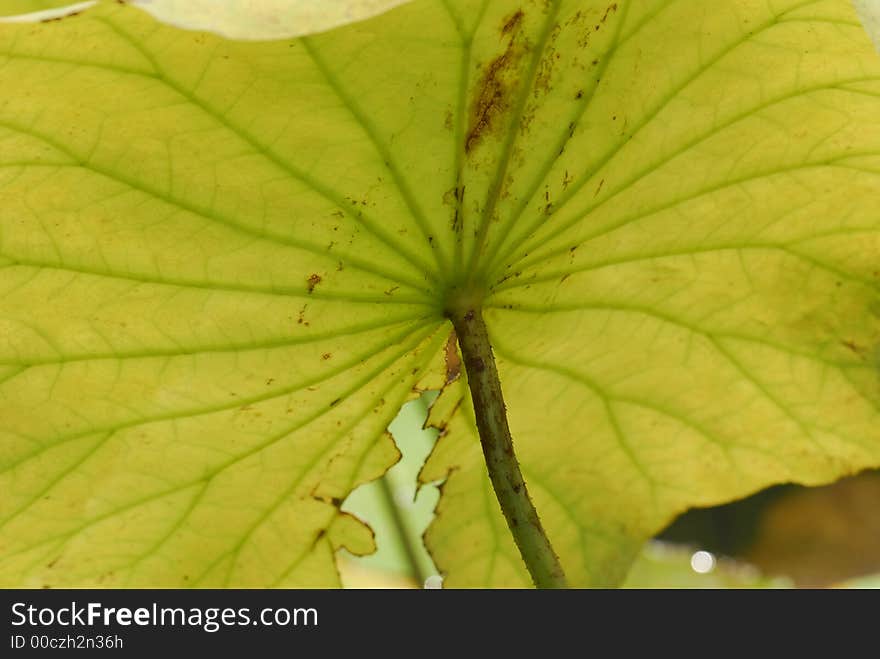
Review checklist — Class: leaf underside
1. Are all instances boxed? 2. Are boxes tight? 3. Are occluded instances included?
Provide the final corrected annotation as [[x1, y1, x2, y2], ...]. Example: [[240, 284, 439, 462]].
[[0, 0, 879, 587]]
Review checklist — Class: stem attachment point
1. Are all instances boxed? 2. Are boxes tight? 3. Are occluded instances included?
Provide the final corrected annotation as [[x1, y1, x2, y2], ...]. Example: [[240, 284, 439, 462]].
[[447, 302, 567, 589]]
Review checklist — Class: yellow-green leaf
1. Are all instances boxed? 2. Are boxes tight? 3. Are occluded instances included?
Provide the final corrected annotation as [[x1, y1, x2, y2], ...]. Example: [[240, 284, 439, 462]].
[[1, 0, 879, 588], [422, 0, 880, 586]]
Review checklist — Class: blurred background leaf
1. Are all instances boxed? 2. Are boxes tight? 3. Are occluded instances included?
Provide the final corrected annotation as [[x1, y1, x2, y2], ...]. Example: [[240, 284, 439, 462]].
[[339, 394, 440, 589], [0, 1, 411, 38], [660, 472, 880, 587], [0, 1, 93, 19], [127, 0, 412, 40], [621, 543, 788, 589], [855, 0, 880, 51]]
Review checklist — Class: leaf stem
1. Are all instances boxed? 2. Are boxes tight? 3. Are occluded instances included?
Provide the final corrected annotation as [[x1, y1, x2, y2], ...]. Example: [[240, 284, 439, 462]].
[[376, 475, 431, 587], [447, 303, 567, 588]]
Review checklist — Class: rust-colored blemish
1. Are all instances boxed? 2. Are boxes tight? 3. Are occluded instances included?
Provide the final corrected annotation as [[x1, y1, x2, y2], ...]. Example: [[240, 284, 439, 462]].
[[502, 9, 525, 35], [465, 10, 528, 154], [297, 304, 310, 326], [534, 23, 561, 97], [443, 184, 466, 232], [562, 169, 573, 190], [601, 3, 619, 24], [444, 330, 462, 384], [40, 9, 83, 22], [306, 273, 322, 294], [841, 340, 867, 357]]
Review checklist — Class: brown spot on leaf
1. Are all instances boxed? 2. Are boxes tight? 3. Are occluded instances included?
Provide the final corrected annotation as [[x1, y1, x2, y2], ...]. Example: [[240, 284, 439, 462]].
[[465, 10, 529, 154], [297, 304, 310, 326], [841, 340, 867, 357], [601, 3, 619, 24], [40, 9, 83, 22], [562, 169, 573, 190], [502, 9, 525, 34], [306, 273, 322, 294], [534, 23, 562, 97], [444, 330, 462, 384], [443, 184, 466, 233]]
